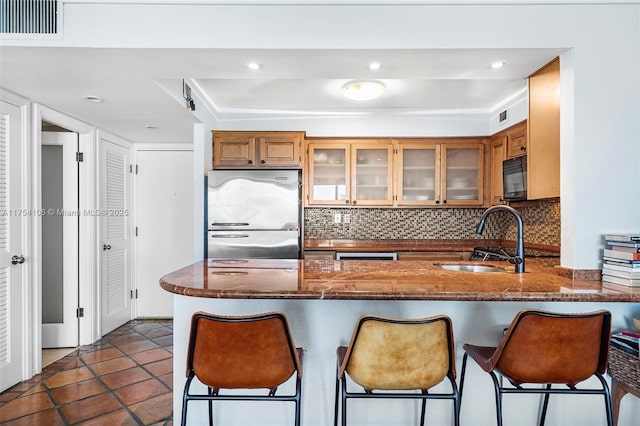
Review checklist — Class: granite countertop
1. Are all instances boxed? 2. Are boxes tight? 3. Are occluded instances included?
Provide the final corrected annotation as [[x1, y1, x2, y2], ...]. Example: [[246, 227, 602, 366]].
[[303, 238, 560, 255], [160, 258, 639, 302]]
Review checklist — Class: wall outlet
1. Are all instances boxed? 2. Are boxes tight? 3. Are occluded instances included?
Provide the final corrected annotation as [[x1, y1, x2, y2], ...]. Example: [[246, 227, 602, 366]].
[[334, 213, 341, 223], [343, 214, 351, 224]]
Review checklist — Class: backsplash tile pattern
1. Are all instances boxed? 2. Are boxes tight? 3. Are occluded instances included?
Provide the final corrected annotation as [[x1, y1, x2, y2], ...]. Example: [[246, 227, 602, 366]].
[[304, 201, 560, 246]]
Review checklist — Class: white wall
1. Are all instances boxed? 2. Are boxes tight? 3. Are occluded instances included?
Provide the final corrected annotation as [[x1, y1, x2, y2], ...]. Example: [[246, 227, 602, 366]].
[[7, 1, 640, 269]]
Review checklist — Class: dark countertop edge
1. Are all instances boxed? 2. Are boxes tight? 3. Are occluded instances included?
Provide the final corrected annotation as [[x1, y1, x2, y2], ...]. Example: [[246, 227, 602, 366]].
[[303, 239, 560, 254]]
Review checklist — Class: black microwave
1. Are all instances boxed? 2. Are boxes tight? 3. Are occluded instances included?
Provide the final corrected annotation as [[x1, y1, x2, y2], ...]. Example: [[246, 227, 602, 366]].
[[502, 156, 527, 201]]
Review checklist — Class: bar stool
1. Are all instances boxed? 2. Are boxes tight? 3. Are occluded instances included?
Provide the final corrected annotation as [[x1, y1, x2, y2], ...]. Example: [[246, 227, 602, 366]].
[[181, 311, 303, 426], [459, 308, 612, 426], [334, 314, 460, 426]]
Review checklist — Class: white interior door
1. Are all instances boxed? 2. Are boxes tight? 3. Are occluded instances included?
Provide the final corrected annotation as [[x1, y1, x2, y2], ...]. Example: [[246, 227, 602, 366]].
[[0, 99, 25, 392], [135, 150, 194, 317], [100, 139, 132, 335], [41, 132, 79, 348]]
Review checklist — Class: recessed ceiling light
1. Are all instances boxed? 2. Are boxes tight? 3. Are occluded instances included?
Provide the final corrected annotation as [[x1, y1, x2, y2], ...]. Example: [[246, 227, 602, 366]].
[[491, 61, 506, 69], [369, 62, 382, 71], [247, 62, 262, 70], [145, 125, 158, 129], [342, 80, 385, 101], [84, 95, 104, 103]]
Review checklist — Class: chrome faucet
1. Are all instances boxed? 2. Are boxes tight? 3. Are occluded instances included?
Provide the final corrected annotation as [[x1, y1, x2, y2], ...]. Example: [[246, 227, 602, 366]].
[[475, 205, 525, 273]]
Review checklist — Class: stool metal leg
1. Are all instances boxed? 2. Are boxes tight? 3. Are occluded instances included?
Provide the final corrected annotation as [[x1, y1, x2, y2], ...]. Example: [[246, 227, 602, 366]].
[[488, 371, 503, 426], [419, 389, 427, 426], [539, 383, 551, 426]]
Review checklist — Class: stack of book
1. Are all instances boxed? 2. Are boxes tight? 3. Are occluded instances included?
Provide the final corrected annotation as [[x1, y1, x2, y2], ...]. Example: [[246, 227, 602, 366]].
[[602, 234, 640, 287]]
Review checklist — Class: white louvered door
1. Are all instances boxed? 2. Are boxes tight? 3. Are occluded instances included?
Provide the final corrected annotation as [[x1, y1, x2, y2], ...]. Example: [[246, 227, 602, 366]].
[[0, 99, 25, 392], [100, 139, 132, 335]]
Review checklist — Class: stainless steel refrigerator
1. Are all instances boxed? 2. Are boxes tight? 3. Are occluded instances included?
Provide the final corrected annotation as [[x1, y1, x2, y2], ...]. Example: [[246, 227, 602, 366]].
[[207, 169, 301, 259]]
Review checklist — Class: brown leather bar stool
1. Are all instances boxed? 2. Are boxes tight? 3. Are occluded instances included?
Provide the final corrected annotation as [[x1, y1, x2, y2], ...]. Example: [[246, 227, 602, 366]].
[[334, 314, 460, 426], [181, 311, 303, 426], [459, 308, 612, 426]]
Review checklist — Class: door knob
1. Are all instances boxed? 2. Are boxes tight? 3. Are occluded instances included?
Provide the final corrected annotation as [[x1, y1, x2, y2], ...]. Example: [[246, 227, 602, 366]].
[[11, 255, 25, 265], [103, 244, 112, 251]]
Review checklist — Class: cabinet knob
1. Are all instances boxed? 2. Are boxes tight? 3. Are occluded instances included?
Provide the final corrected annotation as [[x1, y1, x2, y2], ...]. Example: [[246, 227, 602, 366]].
[[435, 200, 440, 205], [345, 200, 350, 204], [260, 160, 266, 164], [352, 200, 357, 205], [247, 160, 253, 165], [520, 146, 526, 151], [443, 199, 447, 204]]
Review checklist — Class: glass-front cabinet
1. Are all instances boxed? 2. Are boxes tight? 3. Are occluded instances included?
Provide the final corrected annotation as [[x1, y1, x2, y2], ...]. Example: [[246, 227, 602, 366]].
[[396, 142, 440, 206], [441, 143, 484, 205], [396, 139, 484, 206], [307, 140, 393, 206], [352, 143, 393, 206], [307, 138, 484, 207], [307, 143, 350, 205]]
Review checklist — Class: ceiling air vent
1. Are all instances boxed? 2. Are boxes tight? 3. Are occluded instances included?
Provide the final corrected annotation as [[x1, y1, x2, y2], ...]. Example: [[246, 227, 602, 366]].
[[499, 109, 508, 123], [0, 0, 61, 37]]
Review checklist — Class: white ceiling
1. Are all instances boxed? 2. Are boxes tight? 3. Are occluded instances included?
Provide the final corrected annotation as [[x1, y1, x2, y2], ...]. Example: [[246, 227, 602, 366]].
[[0, 47, 564, 143]]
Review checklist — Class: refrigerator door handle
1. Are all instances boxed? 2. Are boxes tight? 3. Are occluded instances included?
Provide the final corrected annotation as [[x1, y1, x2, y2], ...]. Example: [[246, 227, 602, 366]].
[[211, 222, 250, 227], [210, 234, 250, 239]]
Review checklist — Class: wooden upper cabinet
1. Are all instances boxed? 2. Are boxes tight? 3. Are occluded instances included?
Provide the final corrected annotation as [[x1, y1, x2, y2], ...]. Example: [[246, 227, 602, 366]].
[[489, 135, 508, 205], [395, 138, 484, 207], [440, 142, 484, 206], [528, 57, 560, 199], [507, 123, 527, 159], [307, 142, 351, 205], [306, 139, 393, 206], [212, 131, 304, 169], [395, 141, 440, 206], [486, 120, 527, 206]]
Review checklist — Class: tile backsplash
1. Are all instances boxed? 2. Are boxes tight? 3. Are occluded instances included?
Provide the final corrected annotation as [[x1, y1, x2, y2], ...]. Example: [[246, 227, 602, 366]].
[[304, 200, 560, 246]]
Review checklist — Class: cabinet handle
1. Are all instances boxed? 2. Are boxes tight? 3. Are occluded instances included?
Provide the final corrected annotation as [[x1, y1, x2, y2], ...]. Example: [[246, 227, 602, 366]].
[[260, 159, 266, 164], [248, 160, 253, 164]]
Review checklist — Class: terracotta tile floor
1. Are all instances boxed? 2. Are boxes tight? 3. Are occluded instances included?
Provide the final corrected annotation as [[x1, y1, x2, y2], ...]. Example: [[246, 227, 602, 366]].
[[0, 320, 174, 425]]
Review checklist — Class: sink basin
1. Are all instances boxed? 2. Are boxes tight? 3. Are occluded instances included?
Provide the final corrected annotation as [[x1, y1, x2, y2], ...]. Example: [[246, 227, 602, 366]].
[[439, 264, 505, 273]]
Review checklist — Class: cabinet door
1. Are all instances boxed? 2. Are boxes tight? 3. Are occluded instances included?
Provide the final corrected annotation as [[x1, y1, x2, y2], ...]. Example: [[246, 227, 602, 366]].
[[441, 143, 484, 205], [212, 133, 256, 168], [528, 58, 560, 199], [258, 133, 302, 167], [396, 142, 440, 206], [507, 124, 527, 159], [307, 144, 350, 205], [352, 143, 393, 206], [489, 136, 507, 205]]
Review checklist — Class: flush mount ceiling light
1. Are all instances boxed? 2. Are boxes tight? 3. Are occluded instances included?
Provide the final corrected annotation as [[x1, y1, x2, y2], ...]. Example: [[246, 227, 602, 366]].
[[247, 62, 262, 70], [491, 61, 506, 69], [84, 95, 104, 103], [342, 80, 385, 101], [368, 62, 382, 71]]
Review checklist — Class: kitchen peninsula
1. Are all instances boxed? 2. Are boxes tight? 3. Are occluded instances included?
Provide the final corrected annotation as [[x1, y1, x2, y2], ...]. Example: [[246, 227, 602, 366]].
[[162, 258, 640, 426]]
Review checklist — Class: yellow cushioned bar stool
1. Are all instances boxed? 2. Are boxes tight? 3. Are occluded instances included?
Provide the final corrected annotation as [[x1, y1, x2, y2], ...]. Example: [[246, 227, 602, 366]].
[[181, 311, 303, 426], [334, 314, 460, 426], [459, 308, 612, 426]]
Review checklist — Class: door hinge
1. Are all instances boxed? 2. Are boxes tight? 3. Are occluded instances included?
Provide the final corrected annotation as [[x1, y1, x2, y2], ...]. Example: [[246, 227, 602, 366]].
[[135, 226, 138, 237], [76, 307, 84, 318], [130, 164, 133, 173], [130, 289, 138, 299], [76, 152, 84, 162], [135, 165, 139, 174]]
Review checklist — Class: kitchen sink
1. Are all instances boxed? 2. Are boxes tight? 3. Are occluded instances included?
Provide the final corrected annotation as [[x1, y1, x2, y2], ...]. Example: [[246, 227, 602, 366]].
[[439, 264, 505, 273]]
